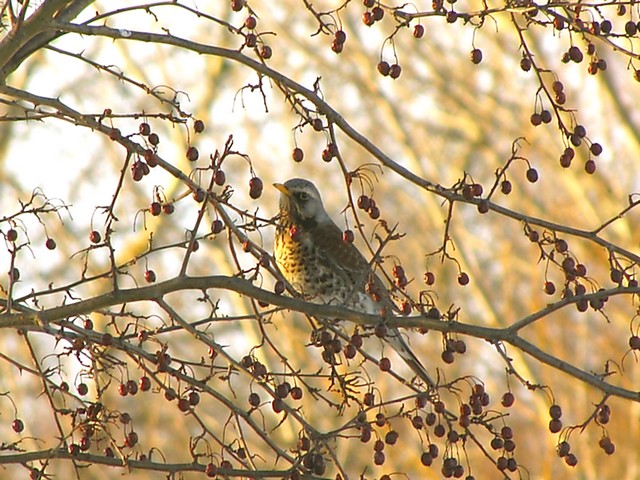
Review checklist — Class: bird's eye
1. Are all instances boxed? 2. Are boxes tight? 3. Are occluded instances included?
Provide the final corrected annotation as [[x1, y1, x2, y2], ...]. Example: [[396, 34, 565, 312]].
[[296, 192, 309, 201]]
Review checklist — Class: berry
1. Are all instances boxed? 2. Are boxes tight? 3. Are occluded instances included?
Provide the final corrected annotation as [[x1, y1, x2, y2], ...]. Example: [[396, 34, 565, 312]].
[[207, 220, 224, 237], [421, 452, 433, 466], [377, 61, 390, 76], [89, 230, 101, 244], [205, 463, 218, 477], [6, 228, 18, 242], [248, 392, 260, 407], [568, 46, 583, 63], [457, 272, 470, 285], [292, 147, 304, 162], [343, 229, 355, 243], [249, 177, 264, 199], [126, 379, 138, 395], [470, 48, 483, 64], [549, 419, 562, 433], [125, 431, 138, 448], [186, 146, 199, 161], [12, 419, 24, 432], [244, 15, 257, 29], [362, 11, 375, 26], [414, 24, 425, 38], [552, 80, 564, 93], [501, 392, 515, 407], [585, 160, 596, 174], [389, 64, 402, 79], [193, 189, 206, 202], [289, 225, 302, 241], [526, 168, 539, 183], [214, 169, 226, 186], [379, 357, 391, 371], [149, 202, 161, 216], [77, 383, 89, 396], [290, 386, 303, 400], [139, 376, 151, 391], [45, 238, 57, 250], [194, 119, 205, 133], [565, 453, 578, 466], [139, 122, 151, 136], [178, 398, 190, 412], [245, 33, 257, 47], [357, 195, 371, 210], [259, 45, 273, 59]]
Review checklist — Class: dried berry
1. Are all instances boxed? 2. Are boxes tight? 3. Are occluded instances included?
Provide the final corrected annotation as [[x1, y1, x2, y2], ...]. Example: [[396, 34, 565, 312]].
[[470, 48, 483, 64], [249, 177, 264, 199], [292, 147, 304, 162]]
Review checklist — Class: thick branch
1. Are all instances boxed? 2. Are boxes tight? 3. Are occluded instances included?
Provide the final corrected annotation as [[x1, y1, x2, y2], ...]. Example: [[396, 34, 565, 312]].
[[1, 274, 638, 401]]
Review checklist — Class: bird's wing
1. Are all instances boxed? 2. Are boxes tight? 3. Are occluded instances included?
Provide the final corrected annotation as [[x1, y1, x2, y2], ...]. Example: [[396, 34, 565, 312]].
[[308, 219, 375, 286], [309, 220, 435, 389]]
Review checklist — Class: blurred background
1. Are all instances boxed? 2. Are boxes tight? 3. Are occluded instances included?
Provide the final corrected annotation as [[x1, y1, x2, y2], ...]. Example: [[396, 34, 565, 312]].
[[1, 1, 640, 478]]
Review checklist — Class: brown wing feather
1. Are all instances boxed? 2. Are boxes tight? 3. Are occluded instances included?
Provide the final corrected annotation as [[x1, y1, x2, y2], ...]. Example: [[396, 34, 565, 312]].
[[308, 220, 436, 388], [307, 220, 372, 285]]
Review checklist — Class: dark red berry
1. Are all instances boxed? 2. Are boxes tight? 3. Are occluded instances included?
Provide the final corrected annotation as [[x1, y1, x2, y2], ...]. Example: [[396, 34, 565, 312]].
[[231, 0, 245, 11], [12, 419, 24, 432], [501, 392, 515, 407], [194, 119, 205, 133], [249, 177, 264, 199], [245, 33, 257, 47], [186, 146, 199, 161], [585, 159, 596, 174], [372, 6, 384, 21], [470, 48, 483, 64], [139, 376, 151, 391], [343, 229, 355, 243], [149, 202, 161, 216], [292, 147, 304, 162], [212, 219, 224, 234], [125, 431, 138, 448], [139, 122, 151, 136], [244, 15, 257, 29], [377, 61, 390, 76]]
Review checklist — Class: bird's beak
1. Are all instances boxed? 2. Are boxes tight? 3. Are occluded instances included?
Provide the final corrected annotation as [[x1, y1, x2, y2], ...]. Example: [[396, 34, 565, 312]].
[[273, 183, 291, 196]]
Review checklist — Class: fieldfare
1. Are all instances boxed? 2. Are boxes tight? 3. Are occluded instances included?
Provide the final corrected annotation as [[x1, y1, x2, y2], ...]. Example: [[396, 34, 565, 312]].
[[273, 178, 435, 388]]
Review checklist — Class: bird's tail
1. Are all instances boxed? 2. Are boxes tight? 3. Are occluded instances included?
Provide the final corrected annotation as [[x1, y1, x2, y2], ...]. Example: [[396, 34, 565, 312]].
[[385, 327, 436, 389]]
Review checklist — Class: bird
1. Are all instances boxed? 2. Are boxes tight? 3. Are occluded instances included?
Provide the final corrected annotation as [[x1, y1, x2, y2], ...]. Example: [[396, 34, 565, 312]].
[[273, 178, 435, 389]]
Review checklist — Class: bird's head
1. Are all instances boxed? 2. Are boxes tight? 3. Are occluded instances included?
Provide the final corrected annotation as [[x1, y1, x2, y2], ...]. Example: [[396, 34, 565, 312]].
[[274, 178, 330, 224]]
